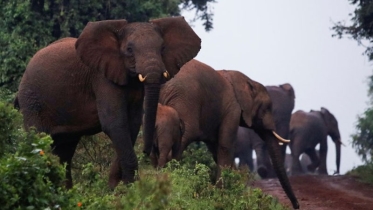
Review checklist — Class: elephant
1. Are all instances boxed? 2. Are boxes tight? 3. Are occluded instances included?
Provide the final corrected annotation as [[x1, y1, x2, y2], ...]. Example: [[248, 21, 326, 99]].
[[234, 83, 295, 178], [234, 126, 272, 178], [284, 152, 317, 174], [148, 103, 184, 168], [14, 17, 201, 189], [289, 108, 343, 175], [158, 59, 299, 209]]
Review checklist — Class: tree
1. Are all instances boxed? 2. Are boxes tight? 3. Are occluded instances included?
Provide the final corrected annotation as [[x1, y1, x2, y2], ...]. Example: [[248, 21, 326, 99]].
[[333, 0, 373, 162], [0, 0, 215, 92]]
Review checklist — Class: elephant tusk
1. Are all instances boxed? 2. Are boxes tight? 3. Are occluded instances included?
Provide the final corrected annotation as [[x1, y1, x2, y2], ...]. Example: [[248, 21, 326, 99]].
[[339, 140, 346, 147], [272, 131, 291, 143], [163, 71, 169, 79], [278, 142, 284, 146], [138, 74, 146, 82]]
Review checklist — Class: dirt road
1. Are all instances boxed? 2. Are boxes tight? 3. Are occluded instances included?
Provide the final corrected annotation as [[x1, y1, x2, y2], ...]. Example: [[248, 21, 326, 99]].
[[253, 175, 373, 210]]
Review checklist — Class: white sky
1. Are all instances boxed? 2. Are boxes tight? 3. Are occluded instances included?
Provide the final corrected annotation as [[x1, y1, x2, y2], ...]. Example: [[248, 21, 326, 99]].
[[182, 0, 372, 174]]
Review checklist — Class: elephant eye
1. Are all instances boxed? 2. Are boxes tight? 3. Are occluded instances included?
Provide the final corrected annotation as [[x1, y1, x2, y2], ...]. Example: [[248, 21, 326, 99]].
[[126, 46, 133, 54], [161, 46, 166, 54]]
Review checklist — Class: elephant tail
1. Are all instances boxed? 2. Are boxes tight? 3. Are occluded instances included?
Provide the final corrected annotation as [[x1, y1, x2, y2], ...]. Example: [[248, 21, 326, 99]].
[[13, 95, 20, 110]]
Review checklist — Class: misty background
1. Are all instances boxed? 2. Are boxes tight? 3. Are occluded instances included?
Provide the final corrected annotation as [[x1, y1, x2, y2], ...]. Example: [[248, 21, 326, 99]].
[[182, 0, 371, 174]]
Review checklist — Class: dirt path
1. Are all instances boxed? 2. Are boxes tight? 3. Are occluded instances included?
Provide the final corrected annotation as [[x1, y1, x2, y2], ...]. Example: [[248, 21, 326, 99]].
[[253, 175, 373, 210]]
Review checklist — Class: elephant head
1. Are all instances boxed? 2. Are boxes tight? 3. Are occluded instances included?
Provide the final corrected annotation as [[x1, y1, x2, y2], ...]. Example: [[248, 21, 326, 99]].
[[320, 107, 342, 174], [75, 17, 201, 156], [148, 103, 184, 168], [218, 70, 299, 209]]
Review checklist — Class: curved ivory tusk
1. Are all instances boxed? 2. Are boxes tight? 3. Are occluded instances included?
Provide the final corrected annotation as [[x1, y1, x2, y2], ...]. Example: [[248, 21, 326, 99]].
[[163, 71, 169, 78], [272, 131, 291, 143], [278, 142, 284, 146], [138, 74, 146, 82], [339, 140, 346, 147]]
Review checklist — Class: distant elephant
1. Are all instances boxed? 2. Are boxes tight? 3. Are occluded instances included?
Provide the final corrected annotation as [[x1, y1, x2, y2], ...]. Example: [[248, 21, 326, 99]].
[[14, 17, 201, 189], [289, 108, 343, 175], [158, 60, 299, 209], [284, 152, 317, 174], [234, 127, 272, 178], [234, 83, 295, 178], [148, 103, 184, 168]]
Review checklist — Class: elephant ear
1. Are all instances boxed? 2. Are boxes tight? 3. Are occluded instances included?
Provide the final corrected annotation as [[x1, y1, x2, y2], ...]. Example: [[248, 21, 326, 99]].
[[150, 16, 201, 78], [280, 83, 295, 99], [75, 20, 128, 85], [219, 70, 255, 127]]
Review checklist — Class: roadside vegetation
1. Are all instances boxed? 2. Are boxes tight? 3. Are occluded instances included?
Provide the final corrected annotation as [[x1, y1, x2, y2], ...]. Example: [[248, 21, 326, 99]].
[[0, 94, 287, 210]]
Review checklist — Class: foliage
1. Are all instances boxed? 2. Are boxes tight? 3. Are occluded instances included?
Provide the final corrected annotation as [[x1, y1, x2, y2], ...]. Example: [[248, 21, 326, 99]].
[[346, 161, 373, 184], [0, 106, 287, 209], [335, 1, 373, 163], [351, 107, 373, 162], [64, 160, 287, 210], [0, 0, 214, 92], [332, 0, 373, 61], [0, 101, 22, 157], [0, 101, 69, 209]]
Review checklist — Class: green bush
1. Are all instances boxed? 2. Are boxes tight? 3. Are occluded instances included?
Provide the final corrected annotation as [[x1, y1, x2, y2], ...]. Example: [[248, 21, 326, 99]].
[[346, 161, 373, 184], [0, 130, 69, 209], [0, 101, 22, 157]]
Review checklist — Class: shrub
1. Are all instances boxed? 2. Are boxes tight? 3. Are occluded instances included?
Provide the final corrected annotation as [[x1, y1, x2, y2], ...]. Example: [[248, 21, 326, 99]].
[[0, 129, 69, 210], [0, 101, 22, 157], [346, 161, 373, 184]]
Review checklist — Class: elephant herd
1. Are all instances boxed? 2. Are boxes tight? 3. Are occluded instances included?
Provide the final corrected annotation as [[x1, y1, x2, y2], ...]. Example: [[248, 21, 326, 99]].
[[234, 85, 343, 178], [14, 16, 351, 209]]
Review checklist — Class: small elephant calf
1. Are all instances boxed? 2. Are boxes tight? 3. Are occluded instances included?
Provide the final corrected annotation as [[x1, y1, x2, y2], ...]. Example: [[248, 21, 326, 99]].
[[147, 103, 184, 168]]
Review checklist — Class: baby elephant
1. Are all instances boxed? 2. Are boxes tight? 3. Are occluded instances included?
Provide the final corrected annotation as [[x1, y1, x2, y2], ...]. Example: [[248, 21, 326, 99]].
[[147, 103, 184, 168]]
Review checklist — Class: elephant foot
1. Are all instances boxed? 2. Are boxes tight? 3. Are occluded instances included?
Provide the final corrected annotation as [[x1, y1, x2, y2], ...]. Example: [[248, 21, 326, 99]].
[[257, 165, 268, 178], [307, 164, 317, 173]]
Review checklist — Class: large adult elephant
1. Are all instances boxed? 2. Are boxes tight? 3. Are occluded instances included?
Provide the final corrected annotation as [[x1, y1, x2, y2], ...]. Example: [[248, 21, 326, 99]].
[[289, 108, 343, 175], [234, 83, 296, 178], [158, 60, 299, 209], [14, 17, 201, 189]]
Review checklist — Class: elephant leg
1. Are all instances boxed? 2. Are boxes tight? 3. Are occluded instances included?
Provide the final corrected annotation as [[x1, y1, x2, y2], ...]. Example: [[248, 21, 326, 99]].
[[242, 148, 253, 171], [290, 145, 303, 175], [128, 97, 144, 146], [318, 139, 328, 175], [255, 144, 269, 178], [304, 148, 319, 173], [51, 136, 80, 189], [108, 97, 144, 183], [215, 118, 239, 185], [95, 82, 138, 188]]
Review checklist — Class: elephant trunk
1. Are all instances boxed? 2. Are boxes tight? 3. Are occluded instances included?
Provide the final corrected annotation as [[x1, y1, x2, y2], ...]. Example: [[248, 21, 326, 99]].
[[259, 130, 299, 209], [335, 138, 341, 174], [143, 83, 160, 156]]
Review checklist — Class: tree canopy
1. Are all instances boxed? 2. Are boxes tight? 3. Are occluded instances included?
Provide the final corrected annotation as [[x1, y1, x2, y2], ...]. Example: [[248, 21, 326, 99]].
[[333, 0, 373, 162], [0, 0, 215, 92]]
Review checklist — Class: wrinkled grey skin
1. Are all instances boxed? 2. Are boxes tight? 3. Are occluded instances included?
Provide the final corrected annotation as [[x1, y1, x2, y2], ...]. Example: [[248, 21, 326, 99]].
[[289, 108, 341, 175], [148, 103, 184, 168], [14, 17, 200, 189], [234, 84, 295, 178], [158, 60, 299, 209]]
